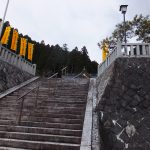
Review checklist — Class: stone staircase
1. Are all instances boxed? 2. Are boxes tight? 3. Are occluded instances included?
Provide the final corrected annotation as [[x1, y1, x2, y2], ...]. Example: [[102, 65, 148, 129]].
[[0, 78, 89, 150]]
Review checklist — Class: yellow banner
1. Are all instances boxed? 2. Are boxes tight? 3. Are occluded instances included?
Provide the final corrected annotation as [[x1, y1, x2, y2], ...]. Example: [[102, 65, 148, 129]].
[[102, 43, 109, 61], [1, 26, 11, 44], [10, 29, 18, 51], [28, 43, 34, 61], [20, 38, 27, 56]]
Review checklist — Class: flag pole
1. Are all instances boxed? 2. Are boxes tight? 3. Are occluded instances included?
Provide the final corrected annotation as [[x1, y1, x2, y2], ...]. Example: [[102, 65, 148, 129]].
[[0, 0, 10, 43]]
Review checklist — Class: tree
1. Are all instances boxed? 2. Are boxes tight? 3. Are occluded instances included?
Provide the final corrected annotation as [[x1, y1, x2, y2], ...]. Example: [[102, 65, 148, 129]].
[[132, 15, 150, 42], [99, 14, 150, 46], [62, 43, 68, 51], [0, 20, 98, 76], [112, 20, 133, 42]]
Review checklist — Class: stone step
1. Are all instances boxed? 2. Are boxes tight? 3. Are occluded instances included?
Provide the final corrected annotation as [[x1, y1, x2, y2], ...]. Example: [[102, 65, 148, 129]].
[[0, 78, 89, 150], [33, 109, 85, 115], [0, 146, 30, 150], [23, 117, 83, 124], [2, 95, 86, 101], [37, 106, 85, 111], [0, 112, 84, 119], [0, 125, 82, 136], [38, 100, 86, 104], [54, 95, 87, 98], [0, 131, 81, 144], [20, 122, 83, 130], [0, 138, 80, 150], [37, 103, 85, 108], [30, 113, 84, 119], [0, 120, 83, 130], [0, 105, 85, 111], [0, 109, 85, 116], [40, 88, 87, 91]]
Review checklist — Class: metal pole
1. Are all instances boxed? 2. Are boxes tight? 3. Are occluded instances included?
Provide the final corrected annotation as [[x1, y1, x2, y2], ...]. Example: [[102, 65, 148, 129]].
[[123, 12, 127, 54], [0, 0, 10, 41], [123, 13, 127, 44], [35, 86, 39, 108], [17, 97, 24, 125]]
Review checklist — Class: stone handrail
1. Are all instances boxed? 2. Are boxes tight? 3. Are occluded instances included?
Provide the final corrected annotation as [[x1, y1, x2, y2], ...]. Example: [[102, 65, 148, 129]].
[[98, 42, 122, 76], [122, 43, 150, 57], [0, 45, 36, 75], [98, 42, 150, 76]]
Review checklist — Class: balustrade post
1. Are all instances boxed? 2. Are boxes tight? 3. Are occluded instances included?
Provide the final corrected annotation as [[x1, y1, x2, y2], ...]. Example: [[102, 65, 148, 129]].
[[17, 57, 22, 69], [142, 45, 146, 56], [130, 45, 134, 56], [1, 48, 5, 58], [10, 54, 15, 64], [148, 45, 150, 56], [12, 55, 17, 66], [0, 46, 2, 55], [4, 50, 8, 60], [32, 64, 36, 76], [6, 52, 11, 62], [136, 45, 140, 56], [116, 41, 122, 57]]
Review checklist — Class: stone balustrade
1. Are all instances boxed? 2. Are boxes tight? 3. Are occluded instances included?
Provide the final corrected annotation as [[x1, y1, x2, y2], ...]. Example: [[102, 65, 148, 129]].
[[0, 45, 36, 75], [98, 42, 150, 76], [122, 43, 150, 56]]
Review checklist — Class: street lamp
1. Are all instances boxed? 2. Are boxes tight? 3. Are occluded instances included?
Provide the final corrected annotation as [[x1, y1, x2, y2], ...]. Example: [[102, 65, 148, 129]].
[[119, 5, 128, 44], [0, 0, 10, 44]]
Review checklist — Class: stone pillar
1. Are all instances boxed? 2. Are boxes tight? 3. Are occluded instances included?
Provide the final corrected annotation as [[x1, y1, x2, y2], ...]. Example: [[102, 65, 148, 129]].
[[10, 54, 14, 64], [130, 45, 134, 56], [4, 50, 8, 61], [142, 45, 146, 56], [149, 45, 150, 56], [116, 41, 122, 57], [17, 57, 22, 69], [12, 55, 18, 65], [0, 48, 5, 58], [136, 45, 140, 56], [6, 52, 12, 63], [32, 64, 36, 75], [0, 45, 2, 55], [22, 59, 26, 71]]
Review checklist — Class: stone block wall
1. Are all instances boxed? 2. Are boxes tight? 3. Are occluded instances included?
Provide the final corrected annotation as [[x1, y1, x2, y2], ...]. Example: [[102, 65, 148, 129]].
[[96, 57, 150, 150], [0, 59, 33, 93]]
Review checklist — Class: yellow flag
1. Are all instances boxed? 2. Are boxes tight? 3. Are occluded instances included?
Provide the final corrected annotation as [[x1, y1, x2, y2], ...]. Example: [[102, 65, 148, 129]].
[[102, 43, 109, 61], [11, 29, 18, 51], [20, 38, 27, 56], [28, 43, 34, 61], [1, 26, 11, 44]]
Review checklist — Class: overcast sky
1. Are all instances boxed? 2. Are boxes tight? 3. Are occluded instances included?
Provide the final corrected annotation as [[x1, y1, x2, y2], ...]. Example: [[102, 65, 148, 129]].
[[0, 0, 150, 63]]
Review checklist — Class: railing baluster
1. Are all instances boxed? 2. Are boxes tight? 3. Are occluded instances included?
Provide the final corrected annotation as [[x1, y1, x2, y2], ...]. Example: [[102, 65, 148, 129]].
[[136, 45, 140, 56], [1, 48, 5, 58], [130, 45, 134, 56], [142, 45, 146, 56], [148, 45, 150, 56], [35, 86, 39, 108]]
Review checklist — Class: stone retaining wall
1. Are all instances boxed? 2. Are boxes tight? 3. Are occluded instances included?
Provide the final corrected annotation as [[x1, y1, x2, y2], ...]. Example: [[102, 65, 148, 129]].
[[0, 59, 32, 93], [96, 57, 150, 150]]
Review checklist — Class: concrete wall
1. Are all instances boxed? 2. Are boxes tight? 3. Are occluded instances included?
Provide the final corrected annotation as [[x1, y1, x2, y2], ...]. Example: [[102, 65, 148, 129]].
[[96, 57, 150, 150], [0, 59, 33, 93]]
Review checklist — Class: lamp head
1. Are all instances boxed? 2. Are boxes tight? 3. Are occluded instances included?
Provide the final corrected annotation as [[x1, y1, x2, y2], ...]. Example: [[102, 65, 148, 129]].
[[120, 5, 128, 14]]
